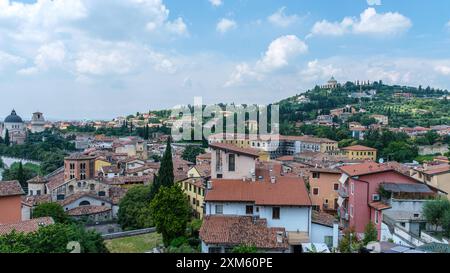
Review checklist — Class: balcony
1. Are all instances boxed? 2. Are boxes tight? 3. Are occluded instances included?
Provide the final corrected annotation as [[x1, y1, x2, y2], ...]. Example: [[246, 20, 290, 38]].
[[338, 187, 349, 198]]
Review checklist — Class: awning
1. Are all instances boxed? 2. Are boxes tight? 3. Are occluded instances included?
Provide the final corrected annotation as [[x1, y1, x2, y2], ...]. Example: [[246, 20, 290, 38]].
[[339, 173, 349, 184], [287, 232, 310, 245]]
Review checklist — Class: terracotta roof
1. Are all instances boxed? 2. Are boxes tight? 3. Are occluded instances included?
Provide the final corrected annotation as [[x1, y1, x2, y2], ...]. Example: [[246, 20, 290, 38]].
[[279, 135, 337, 144], [58, 192, 111, 207], [103, 175, 153, 186], [308, 168, 342, 174], [102, 165, 121, 173], [27, 176, 48, 184], [341, 145, 377, 151], [197, 153, 211, 160], [369, 202, 391, 211], [205, 176, 311, 206], [65, 153, 96, 160], [45, 167, 65, 191], [423, 165, 450, 175], [209, 143, 260, 157], [199, 215, 288, 250], [275, 155, 294, 162], [0, 180, 24, 197], [21, 194, 52, 207], [193, 164, 211, 178], [0, 217, 54, 235], [339, 162, 394, 177], [312, 211, 337, 227], [66, 205, 111, 216]]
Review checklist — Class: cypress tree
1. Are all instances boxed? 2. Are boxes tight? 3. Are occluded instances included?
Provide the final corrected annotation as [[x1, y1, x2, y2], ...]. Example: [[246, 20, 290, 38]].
[[4, 129, 10, 146], [158, 137, 174, 187], [149, 137, 174, 198]]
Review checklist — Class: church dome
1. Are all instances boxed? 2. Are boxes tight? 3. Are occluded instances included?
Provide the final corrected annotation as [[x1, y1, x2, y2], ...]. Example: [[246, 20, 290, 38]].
[[4, 110, 23, 123]]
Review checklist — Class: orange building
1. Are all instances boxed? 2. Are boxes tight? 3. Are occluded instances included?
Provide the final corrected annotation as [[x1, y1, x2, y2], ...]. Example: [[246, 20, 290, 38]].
[[308, 168, 342, 212], [0, 180, 25, 224]]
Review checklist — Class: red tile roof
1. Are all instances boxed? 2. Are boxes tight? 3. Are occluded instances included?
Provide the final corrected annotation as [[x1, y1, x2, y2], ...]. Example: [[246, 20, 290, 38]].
[[423, 165, 450, 175], [339, 162, 394, 177], [199, 215, 288, 250], [275, 155, 294, 162], [67, 205, 111, 216], [21, 194, 52, 207], [209, 143, 260, 157], [312, 211, 338, 227], [205, 176, 311, 206], [0, 180, 24, 197], [0, 217, 54, 235], [341, 145, 377, 151]]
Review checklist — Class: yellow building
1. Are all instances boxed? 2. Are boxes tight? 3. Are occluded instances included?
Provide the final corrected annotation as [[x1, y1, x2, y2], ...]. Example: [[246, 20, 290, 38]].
[[341, 145, 377, 161], [180, 178, 206, 219], [411, 165, 450, 199], [94, 158, 112, 174]]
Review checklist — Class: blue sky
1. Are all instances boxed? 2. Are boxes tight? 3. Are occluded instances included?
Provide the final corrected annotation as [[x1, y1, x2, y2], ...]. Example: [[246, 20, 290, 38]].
[[0, 0, 449, 120]]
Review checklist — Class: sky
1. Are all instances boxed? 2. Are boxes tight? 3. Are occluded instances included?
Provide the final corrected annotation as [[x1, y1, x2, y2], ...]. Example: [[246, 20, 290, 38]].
[[0, 0, 450, 120]]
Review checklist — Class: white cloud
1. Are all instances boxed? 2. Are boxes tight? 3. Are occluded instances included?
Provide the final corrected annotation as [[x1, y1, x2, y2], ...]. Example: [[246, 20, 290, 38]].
[[311, 8, 411, 37], [216, 18, 237, 33], [0, 50, 25, 70], [435, 65, 450, 76], [300, 59, 341, 82], [226, 35, 308, 86], [367, 0, 382, 6], [18, 41, 66, 75], [165, 17, 188, 36], [209, 0, 223, 7], [268, 7, 299, 27], [257, 35, 308, 72], [446, 20, 450, 29]]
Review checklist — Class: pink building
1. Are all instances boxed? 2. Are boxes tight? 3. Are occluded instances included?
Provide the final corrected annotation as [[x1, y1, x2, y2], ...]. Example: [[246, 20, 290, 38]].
[[337, 162, 434, 238]]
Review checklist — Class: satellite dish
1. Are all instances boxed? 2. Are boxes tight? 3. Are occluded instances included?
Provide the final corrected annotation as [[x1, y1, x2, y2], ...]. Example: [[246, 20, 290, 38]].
[[378, 158, 384, 164]]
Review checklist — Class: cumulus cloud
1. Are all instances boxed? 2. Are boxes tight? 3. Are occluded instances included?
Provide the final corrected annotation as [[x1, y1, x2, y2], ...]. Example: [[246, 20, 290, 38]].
[[367, 0, 382, 6], [300, 59, 341, 82], [226, 35, 307, 86], [18, 41, 66, 75], [311, 8, 411, 37], [268, 7, 299, 27], [435, 65, 450, 76], [216, 18, 237, 33], [0, 50, 25, 70], [209, 0, 223, 7]]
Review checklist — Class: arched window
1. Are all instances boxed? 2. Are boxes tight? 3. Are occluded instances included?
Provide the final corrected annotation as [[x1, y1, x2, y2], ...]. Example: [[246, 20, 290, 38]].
[[79, 200, 91, 206], [68, 185, 74, 193], [89, 184, 95, 191]]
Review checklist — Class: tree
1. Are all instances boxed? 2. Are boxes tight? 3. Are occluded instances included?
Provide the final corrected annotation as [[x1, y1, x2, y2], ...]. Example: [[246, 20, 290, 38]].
[[150, 137, 174, 198], [442, 209, 450, 237], [4, 129, 10, 146], [363, 222, 378, 245], [33, 202, 70, 224], [150, 185, 191, 246], [425, 130, 440, 145], [338, 227, 362, 253], [2, 162, 39, 189], [423, 199, 450, 231], [232, 245, 258, 253], [181, 145, 205, 164], [143, 125, 150, 140], [117, 185, 153, 230], [0, 223, 108, 253]]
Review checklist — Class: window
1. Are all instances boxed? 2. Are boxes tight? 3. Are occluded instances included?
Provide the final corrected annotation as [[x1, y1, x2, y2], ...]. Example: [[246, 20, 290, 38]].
[[36, 190, 41, 195], [312, 172, 320, 179], [98, 191, 106, 197], [189, 184, 192, 191], [89, 184, 95, 191], [350, 205, 354, 218], [313, 188, 319, 195], [79, 200, 91, 206], [77, 182, 82, 188], [272, 207, 280, 219], [29, 190, 33, 195], [192, 198, 196, 205], [228, 154, 236, 172], [334, 184, 339, 191], [375, 211, 379, 224], [215, 205, 223, 214], [246, 205, 254, 215], [351, 182, 354, 195]]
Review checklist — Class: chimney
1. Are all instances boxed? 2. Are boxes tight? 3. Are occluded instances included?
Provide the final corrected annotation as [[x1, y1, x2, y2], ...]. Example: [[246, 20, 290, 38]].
[[270, 176, 276, 184]]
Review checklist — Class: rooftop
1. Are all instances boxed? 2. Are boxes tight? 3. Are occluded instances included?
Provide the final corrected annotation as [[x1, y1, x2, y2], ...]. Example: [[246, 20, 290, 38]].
[[199, 215, 288, 250], [341, 145, 377, 151], [66, 205, 111, 216], [339, 162, 394, 177], [0, 180, 25, 197], [209, 142, 260, 158], [0, 217, 54, 235], [205, 176, 311, 206]]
